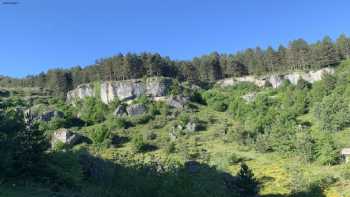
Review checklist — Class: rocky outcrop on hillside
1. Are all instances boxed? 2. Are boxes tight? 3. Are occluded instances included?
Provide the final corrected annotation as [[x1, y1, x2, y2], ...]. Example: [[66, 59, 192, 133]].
[[67, 77, 173, 104], [216, 67, 335, 88], [67, 84, 95, 103]]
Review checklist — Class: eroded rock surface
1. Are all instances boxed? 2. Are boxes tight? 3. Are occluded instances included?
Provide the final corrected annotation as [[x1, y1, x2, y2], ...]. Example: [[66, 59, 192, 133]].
[[217, 67, 335, 88]]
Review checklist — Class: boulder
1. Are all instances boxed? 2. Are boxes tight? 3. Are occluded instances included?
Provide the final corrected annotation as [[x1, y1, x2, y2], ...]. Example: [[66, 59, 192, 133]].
[[126, 104, 146, 116], [51, 128, 82, 147], [166, 96, 188, 109], [113, 105, 127, 117], [186, 122, 199, 132]]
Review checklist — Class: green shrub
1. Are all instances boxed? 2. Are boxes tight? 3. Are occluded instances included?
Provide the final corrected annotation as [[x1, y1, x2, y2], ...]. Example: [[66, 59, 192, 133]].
[[212, 101, 228, 112], [88, 125, 111, 148], [145, 130, 157, 140], [132, 134, 147, 153], [166, 142, 176, 154]]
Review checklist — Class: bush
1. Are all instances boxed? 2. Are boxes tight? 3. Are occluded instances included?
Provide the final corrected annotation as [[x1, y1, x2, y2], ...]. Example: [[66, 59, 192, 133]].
[[105, 117, 129, 130], [145, 130, 157, 140], [315, 133, 339, 165], [227, 153, 245, 165], [132, 134, 147, 153], [80, 97, 107, 125], [166, 142, 176, 154], [212, 101, 228, 112], [314, 93, 350, 132], [88, 125, 111, 148]]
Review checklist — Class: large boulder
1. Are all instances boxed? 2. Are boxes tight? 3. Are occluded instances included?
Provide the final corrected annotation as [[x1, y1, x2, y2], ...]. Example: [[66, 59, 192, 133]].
[[167, 96, 188, 109], [51, 128, 82, 147], [126, 104, 147, 116]]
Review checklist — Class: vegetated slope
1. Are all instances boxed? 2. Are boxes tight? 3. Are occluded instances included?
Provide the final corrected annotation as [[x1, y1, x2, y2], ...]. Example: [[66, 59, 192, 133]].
[[1, 34, 349, 100], [2, 57, 350, 196]]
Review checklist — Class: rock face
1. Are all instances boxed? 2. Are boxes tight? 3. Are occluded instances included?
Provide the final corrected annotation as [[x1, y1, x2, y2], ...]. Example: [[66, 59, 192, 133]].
[[216, 67, 335, 88], [126, 104, 146, 116], [68, 77, 174, 104], [67, 84, 95, 103], [100, 80, 145, 104], [51, 128, 82, 147]]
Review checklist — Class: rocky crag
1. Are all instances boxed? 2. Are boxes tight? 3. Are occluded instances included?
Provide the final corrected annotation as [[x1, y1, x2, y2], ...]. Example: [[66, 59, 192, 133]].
[[216, 67, 335, 88], [67, 77, 174, 104]]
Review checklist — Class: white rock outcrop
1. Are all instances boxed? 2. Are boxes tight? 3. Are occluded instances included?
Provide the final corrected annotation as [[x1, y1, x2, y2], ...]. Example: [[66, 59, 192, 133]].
[[67, 77, 174, 104], [217, 67, 335, 88], [67, 84, 95, 103]]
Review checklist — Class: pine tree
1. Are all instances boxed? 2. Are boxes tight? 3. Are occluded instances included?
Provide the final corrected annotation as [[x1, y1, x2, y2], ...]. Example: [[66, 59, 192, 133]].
[[13, 112, 49, 177], [317, 36, 339, 68], [336, 34, 350, 60], [235, 162, 259, 197]]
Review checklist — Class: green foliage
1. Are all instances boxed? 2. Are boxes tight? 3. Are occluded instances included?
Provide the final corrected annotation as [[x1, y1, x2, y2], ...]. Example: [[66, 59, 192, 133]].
[[202, 90, 229, 112], [315, 133, 339, 165], [314, 93, 350, 132], [87, 125, 111, 148], [80, 97, 107, 125], [132, 134, 148, 153], [165, 142, 176, 154], [235, 163, 259, 197], [13, 113, 49, 178]]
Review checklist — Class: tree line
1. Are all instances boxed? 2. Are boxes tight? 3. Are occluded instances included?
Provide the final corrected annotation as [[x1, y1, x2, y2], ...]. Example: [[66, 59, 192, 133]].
[[1, 34, 350, 98]]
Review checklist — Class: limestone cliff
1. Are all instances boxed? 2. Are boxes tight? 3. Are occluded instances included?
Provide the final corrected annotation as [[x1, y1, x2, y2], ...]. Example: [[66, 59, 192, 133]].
[[216, 67, 335, 88], [67, 77, 173, 104]]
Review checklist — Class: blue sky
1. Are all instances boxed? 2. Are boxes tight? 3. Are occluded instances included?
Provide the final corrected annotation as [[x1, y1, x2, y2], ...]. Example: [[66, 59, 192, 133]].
[[1, 0, 350, 77]]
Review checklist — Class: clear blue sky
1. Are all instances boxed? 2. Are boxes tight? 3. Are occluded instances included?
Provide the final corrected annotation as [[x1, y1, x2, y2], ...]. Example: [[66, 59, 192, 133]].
[[1, 0, 350, 77]]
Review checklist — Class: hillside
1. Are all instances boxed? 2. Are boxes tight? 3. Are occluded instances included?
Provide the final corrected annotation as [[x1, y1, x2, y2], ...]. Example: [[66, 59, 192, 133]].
[[1, 59, 350, 197]]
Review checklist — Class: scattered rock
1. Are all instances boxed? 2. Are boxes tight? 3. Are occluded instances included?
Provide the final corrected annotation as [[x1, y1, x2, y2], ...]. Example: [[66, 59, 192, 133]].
[[51, 128, 82, 147], [167, 96, 188, 109], [113, 105, 127, 117], [169, 131, 177, 141], [126, 104, 146, 116], [186, 122, 199, 132]]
